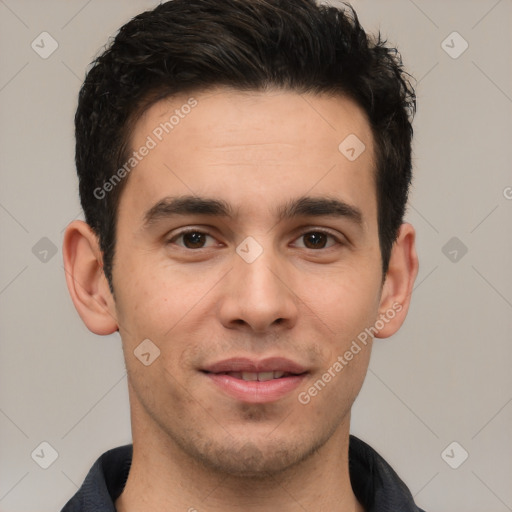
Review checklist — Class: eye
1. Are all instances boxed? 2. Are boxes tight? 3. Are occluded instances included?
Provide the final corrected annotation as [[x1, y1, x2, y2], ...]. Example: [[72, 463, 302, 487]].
[[166, 228, 342, 251], [293, 230, 340, 250], [167, 229, 217, 249]]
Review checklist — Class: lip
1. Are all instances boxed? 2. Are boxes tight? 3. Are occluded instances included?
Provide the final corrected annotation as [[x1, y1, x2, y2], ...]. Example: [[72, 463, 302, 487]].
[[201, 357, 309, 404], [202, 357, 308, 374], [204, 373, 307, 403]]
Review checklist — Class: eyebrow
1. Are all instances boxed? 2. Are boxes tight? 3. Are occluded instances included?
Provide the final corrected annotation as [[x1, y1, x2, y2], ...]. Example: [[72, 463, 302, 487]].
[[142, 194, 363, 228]]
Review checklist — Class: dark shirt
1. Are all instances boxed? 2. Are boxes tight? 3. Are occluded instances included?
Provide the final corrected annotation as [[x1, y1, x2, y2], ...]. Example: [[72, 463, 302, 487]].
[[61, 435, 426, 511]]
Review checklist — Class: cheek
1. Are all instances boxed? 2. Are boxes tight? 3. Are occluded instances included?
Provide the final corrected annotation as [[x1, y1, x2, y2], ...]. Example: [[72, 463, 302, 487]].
[[114, 262, 220, 383], [304, 265, 382, 335], [114, 255, 189, 335]]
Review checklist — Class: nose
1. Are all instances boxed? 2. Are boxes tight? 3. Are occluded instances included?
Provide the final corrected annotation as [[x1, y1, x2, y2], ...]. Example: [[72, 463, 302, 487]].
[[217, 244, 299, 334]]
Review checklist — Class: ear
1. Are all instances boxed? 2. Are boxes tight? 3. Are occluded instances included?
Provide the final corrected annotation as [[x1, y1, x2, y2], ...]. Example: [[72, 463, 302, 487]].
[[62, 220, 119, 335], [375, 223, 419, 339]]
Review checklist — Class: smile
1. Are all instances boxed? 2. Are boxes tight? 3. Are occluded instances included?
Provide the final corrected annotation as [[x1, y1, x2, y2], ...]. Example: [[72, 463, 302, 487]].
[[213, 371, 294, 381], [202, 371, 307, 403]]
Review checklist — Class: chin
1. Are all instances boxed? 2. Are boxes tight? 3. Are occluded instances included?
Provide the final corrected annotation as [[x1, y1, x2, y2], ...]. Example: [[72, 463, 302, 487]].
[[177, 431, 325, 478]]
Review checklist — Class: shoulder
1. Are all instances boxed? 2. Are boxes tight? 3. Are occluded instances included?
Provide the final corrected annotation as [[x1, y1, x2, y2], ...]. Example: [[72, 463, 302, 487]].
[[60, 445, 133, 512]]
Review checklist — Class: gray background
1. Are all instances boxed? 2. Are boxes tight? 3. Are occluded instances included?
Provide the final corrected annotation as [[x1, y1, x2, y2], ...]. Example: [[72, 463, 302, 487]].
[[1, 0, 511, 510]]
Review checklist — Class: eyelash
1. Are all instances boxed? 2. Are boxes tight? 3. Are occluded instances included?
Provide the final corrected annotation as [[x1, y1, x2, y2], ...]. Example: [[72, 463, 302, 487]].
[[166, 228, 343, 250]]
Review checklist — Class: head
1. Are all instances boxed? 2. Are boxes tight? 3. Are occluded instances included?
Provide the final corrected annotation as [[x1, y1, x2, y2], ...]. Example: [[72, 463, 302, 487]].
[[64, 0, 418, 479], [74, 0, 415, 292]]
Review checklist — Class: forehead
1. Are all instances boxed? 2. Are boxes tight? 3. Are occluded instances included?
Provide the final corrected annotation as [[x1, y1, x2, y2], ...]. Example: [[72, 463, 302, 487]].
[[132, 87, 373, 156], [120, 87, 376, 225]]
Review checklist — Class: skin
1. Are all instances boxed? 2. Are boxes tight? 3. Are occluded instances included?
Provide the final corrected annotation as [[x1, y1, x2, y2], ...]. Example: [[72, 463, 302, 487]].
[[63, 87, 418, 512]]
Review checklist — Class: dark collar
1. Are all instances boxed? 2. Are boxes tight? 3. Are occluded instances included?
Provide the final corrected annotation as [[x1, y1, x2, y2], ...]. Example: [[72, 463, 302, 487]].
[[61, 435, 425, 511]]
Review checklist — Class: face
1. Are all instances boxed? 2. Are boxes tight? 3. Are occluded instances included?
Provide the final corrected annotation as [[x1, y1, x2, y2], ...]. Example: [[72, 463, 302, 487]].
[[111, 88, 385, 476]]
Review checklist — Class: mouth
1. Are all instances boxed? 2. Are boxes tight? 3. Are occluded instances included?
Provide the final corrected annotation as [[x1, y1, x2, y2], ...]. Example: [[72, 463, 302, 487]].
[[202, 356, 308, 375], [201, 357, 309, 403], [203, 370, 303, 381]]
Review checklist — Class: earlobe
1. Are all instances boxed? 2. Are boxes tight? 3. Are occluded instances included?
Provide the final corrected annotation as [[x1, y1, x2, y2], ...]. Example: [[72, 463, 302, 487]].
[[375, 223, 419, 339], [62, 220, 119, 335]]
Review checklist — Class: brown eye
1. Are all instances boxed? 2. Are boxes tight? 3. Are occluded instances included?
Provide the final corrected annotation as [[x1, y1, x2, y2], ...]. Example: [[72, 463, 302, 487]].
[[294, 230, 339, 250], [302, 232, 328, 249], [181, 231, 207, 249], [168, 230, 215, 249]]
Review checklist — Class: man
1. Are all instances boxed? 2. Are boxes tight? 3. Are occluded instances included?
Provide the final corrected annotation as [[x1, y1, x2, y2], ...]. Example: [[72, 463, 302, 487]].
[[61, 0, 422, 510]]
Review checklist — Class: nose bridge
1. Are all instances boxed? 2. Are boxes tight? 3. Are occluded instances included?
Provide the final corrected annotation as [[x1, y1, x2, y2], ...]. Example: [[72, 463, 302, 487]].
[[236, 234, 285, 299], [221, 234, 297, 331]]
